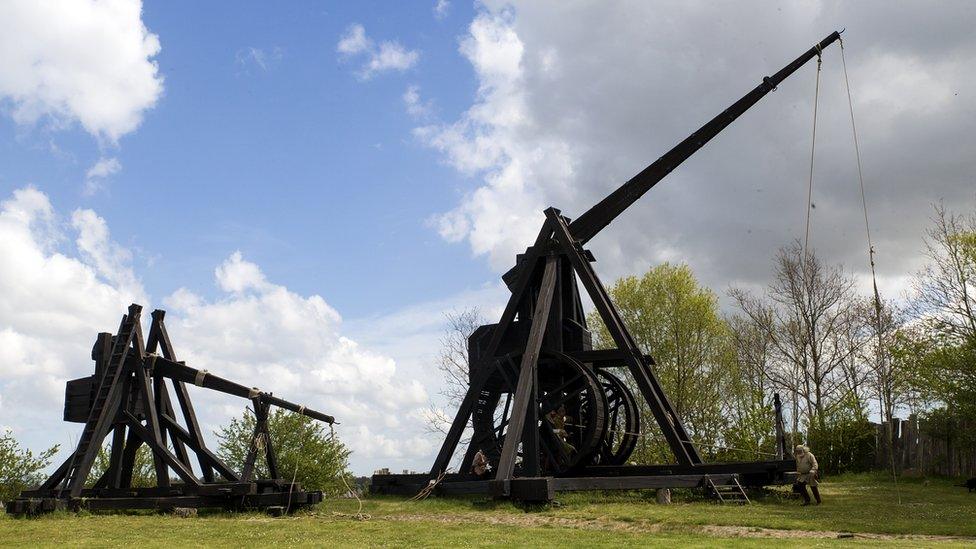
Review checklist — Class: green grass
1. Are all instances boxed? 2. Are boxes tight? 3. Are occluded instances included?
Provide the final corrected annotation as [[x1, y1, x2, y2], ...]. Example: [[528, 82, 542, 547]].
[[2, 473, 974, 547]]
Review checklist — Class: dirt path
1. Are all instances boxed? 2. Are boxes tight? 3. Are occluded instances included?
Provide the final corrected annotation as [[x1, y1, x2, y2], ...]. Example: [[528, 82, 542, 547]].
[[380, 512, 975, 543]]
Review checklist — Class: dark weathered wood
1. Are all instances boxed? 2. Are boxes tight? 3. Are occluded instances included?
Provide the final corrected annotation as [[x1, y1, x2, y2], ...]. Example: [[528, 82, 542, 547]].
[[10, 303, 336, 515], [429, 221, 555, 476], [568, 31, 843, 244], [496, 255, 558, 480], [547, 209, 701, 465]]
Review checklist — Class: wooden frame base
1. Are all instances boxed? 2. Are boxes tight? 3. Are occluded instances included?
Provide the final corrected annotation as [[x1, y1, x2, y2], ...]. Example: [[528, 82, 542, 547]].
[[6, 480, 322, 515], [371, 460, 795, 503]]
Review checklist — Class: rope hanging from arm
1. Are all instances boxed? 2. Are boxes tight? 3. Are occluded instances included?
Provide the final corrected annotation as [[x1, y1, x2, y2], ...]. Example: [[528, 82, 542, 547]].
[[802, 49, 823, 263]]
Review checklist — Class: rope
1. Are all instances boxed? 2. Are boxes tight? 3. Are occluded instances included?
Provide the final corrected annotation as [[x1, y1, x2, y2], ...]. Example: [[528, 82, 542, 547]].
[[329, 423, 370, 520], [802, 50, 823, 263], [410, 470, 447, 501], [840, 37, 901, 506]]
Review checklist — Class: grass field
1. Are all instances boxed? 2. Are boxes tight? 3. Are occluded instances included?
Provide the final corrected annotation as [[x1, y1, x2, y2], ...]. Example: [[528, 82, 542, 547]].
[[2, 473, 974, 547]]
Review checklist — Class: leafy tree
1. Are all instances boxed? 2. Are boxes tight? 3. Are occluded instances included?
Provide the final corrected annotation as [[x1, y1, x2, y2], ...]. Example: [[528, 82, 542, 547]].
[[0, 430, 58, 503], [722, 315, 777, 461], [215, 407, 351, 497], [589, 263, 734, 462], [87, 443, 157, 488]]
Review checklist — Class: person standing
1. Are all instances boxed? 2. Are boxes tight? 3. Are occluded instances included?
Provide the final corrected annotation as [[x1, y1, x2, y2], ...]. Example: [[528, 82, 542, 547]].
[[794, 445, 821, 505]]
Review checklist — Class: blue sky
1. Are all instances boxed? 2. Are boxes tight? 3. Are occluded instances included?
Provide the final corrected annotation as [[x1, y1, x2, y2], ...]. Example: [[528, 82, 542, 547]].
[[2, 1, 974, 475], [2, 1, 492, 317]]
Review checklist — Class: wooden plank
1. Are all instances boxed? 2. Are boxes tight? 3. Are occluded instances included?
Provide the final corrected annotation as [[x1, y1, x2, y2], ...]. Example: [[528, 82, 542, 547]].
[[553, 474, 733, 491], [495, 255, 558, 481]]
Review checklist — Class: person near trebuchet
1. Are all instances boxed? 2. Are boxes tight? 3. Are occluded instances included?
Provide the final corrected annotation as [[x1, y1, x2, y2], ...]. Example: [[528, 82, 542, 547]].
[[794, 445, 821, 505]]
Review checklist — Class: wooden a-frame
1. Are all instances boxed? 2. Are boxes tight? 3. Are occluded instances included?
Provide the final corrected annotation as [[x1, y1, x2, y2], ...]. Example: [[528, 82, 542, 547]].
[[429, 208, 702, 482]]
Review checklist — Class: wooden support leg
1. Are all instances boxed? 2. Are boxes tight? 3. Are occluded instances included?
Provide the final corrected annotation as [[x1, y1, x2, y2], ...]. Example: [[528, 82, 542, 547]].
[[147, 310, 215, 482], [135, 355, 170, 487], [546, 208, 701, 466], [496, 255, 558, 481], [429, 224, 554, 476], [242, 398, 273, 482]]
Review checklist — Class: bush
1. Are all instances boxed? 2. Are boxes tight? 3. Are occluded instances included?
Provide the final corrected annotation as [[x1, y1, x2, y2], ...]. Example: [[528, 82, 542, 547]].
[[0, 430, 59, 503], [215, 407, 351, 496], [807, 414, 876, 476]]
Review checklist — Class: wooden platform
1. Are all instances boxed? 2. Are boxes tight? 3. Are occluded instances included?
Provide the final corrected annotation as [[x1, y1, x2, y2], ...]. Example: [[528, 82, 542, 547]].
[[6, 480, 322, 515], [371, 459, 796, 502]]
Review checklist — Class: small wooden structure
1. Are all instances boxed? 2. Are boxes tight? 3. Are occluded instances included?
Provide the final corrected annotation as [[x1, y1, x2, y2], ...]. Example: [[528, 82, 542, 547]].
[[6, 304, 335, 515], [372, 31, 846, 503]]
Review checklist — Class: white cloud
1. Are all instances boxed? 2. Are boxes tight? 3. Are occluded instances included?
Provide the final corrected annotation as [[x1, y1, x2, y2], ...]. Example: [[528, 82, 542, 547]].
[[337, 23, 419, 80], [83, 157, 122, 196], [236, 46, 283, 73], [416, 8, 570, 269], [0, 187, 146, 448], [403, 85, 434, 119], [337, 24, 370, 56], [434, 0, 451, 20], [0, 186, 436, 475], [417, 2, 976, 302], [0, 0, 163, 142], [163, 253, 432, 473]]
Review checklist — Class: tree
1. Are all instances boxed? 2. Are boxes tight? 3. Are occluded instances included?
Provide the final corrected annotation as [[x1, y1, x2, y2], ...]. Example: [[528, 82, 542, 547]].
[[589, 263, 734, 462], [723, 315, 777, 460], [87, 443, 156, 488], [730, 243, 863, 432], [215, 408, 351, 497], [424, 308, 485, 436], [0, 430, 58, 503], [911, 203, 976, 343]]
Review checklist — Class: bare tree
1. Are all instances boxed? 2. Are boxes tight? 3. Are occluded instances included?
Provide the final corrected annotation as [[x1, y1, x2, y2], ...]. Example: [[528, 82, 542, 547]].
[[912, 203, 976, 342], [730, 243, 860, 431], [424, 308, 485, 435], [858, 298, 909, 425]]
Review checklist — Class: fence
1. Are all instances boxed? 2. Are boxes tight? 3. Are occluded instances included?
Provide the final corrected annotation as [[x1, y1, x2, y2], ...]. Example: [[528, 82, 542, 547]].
[[874, 415, 976, 478]]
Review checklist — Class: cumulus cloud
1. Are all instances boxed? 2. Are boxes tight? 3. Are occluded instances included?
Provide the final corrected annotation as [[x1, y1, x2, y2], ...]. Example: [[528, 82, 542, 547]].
[[337, 23, 420, 80], [403, 85, 434, 119], [0, 187, 435, 474], [0, 0, 163, 142], [83, 157, 122, 196], [418, 2, 976, 302], [163, 253, 432, 468], [434, 0, 451, 20], [0, 187, 147, 448]]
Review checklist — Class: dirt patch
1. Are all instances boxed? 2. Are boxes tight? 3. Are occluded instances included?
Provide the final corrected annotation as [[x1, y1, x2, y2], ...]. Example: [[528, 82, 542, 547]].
[[683, 524, 972, 542], [385, 512, 664, 534], [382, 512, 975, 542]]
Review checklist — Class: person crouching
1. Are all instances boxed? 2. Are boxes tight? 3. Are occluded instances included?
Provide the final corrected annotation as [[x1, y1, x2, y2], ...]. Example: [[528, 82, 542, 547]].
[[793, 445, 821, 505]]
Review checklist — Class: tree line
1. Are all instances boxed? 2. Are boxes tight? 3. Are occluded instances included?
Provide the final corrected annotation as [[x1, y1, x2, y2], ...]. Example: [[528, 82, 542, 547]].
[[588, 204, 976, 475]]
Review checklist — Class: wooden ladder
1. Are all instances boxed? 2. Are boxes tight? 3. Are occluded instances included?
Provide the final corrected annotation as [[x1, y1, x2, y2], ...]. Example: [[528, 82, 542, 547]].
[[58, 309, 140, 498], [705, 475, 750, 505]]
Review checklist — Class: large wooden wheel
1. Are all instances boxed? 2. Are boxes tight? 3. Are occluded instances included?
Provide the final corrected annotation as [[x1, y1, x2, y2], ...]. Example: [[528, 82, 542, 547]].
[[470, 351, 606, 476], [595, 369, 640, 465]]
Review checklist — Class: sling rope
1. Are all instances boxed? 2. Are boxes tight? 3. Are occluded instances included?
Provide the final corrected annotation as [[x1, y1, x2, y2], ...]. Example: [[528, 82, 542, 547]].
[[328, 423, 371, 520], [410, 470, 447, 501], [803, 47, 823, 262], [840, 37, 902, 505]]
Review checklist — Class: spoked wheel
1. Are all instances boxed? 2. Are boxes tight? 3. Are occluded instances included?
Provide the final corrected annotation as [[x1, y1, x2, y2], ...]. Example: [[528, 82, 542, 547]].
[[468, 351, 606, 476], [594, 369, 640, 465]]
